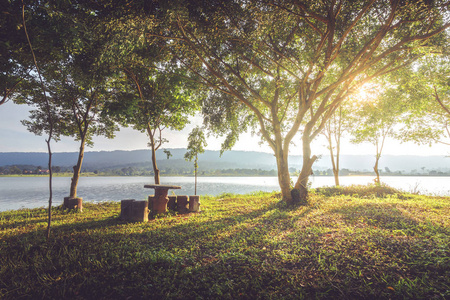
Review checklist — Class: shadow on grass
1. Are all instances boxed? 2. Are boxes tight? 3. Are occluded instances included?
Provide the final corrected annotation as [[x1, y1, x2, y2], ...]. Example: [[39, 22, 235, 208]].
[[0, 204, 120, 231], [330, 203, 418, 230], [0, 199, 320, 299], [2, 198, 448, 299]]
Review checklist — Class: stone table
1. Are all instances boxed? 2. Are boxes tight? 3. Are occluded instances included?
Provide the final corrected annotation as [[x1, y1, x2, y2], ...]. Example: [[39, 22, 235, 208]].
[[144, 184, 181, 214]]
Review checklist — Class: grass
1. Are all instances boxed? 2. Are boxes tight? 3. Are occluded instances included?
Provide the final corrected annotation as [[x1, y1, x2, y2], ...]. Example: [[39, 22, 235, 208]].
[[0, 187, 449, 299]]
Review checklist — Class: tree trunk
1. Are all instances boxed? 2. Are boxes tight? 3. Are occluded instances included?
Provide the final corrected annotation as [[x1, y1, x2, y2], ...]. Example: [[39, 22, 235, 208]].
[[147, 125, 160, 184], [374, 154, 381, 185], [151, 144, 160, 184], [335, 130, 341, 186], [46, 136, 53, 239], [328, 135, 340, 186], [194, 154, 198, 195], [274, 144, 293, 203], [333, 168, 340, 186], [294, 133, 317, 204], [69, 137, 86, 198]]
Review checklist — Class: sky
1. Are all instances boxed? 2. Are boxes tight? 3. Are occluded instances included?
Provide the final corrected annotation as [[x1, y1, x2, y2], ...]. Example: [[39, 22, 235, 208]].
[[1, 100, 449, 156]]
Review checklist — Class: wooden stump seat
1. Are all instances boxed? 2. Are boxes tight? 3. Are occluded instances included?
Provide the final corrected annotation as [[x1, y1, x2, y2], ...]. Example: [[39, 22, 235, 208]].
[[120, 199, 148, 222], [63, 197, 83, 212]]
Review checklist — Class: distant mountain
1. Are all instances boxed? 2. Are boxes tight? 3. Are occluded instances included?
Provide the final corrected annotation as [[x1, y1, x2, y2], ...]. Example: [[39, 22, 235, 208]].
[[0, 149, 276, 170], [310, 155, 450, 173], [0, 149, 449, 172]]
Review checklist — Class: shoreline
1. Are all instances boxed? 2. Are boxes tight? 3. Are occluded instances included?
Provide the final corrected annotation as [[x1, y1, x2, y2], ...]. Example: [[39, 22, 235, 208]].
[[1, 174, 450, 178]]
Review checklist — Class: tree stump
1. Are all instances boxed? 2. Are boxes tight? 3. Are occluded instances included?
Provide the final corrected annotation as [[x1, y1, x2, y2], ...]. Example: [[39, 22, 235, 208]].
[[120, 199, 135, 220], [177, 195, 189, 214], [148, 195, 154, 213], [168, 195, 177, 211], [189, 195, 200, 212], [121, 199, 148, 222], [63, 197, 83, 211], [131, 200, 149, 222]]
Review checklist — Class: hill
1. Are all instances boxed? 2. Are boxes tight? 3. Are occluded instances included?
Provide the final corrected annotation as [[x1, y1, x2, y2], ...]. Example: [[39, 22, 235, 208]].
[[0, 149, 449, 173]]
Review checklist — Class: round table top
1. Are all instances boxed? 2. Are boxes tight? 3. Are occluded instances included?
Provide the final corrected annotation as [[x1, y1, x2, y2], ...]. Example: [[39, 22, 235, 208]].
[[144, 184, 182, 189]]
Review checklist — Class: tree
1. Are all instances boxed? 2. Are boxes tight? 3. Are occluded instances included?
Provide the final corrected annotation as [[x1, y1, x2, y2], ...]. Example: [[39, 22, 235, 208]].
[[350, 84, 405, 184], [21, 2, 118, 200], [107, 63, 197, 184], [321, 101, 354, 186], [19, 1, 58, 239], [9, 165, 22, 175], [185, 126, 207, 195], [90, 10, 199, 185], [138, 0, 450, 203]]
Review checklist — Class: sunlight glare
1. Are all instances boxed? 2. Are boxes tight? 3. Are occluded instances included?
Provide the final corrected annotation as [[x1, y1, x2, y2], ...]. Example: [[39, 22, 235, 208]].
[[351, 83, 378, 104]]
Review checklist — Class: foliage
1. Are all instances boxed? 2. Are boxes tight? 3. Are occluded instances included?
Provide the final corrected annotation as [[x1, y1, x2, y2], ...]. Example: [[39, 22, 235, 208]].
[[184, 126, 207, 165], [4, 0, 450, 203], [0, 190, 449, 299], [396, 55, 450, 148], [185, 126, 207, 194], [20, 59, 118, 147], [109, 67, 196, 136], [18, 3, 119, 199], [351, 84, 404, 146], [0, 0, 49, 106], [105, 53, 198, 184], [135, 0, 450, 201], [350, 82, 407, 184]]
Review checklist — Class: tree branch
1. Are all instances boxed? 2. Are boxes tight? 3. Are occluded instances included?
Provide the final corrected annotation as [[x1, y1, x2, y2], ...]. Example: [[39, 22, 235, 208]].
[[434, 86, 450, 116]]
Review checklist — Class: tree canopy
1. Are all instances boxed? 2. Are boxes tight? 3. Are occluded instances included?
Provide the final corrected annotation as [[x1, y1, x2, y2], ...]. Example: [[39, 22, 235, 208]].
[[133, 0, 450, 202], [3, 0, 450, 204], [18, 0, 120, 200], [397, 55, 450, 147]]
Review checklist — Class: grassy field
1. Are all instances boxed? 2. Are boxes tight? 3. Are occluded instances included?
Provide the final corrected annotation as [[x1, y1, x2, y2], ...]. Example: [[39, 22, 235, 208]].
[[0, 186, 449, 299]]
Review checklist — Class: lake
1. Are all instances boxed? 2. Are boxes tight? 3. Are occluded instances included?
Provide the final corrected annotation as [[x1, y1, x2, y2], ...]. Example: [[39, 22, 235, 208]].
[[0, 176, 449, 212]]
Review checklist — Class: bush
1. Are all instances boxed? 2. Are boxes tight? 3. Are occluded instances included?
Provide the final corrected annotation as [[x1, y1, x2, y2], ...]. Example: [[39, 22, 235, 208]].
[[315, 183, 401, 198]]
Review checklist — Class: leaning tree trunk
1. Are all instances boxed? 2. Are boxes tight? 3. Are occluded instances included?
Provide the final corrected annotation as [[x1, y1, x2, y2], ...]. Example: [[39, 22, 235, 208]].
[[147, 126, 160, 184], [294, 133, 317, 204], [69, 137, 86, 198]]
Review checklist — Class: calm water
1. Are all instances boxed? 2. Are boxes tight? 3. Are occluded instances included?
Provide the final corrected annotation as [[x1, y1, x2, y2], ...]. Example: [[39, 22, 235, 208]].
[[0, 176, 448, 211]]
